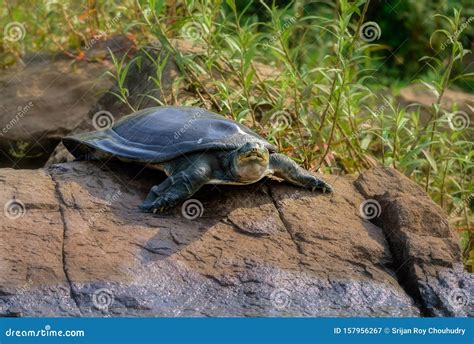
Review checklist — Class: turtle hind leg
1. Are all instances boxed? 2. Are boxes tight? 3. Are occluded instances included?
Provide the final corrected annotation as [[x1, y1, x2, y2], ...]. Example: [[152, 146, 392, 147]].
[[139, 164, 212, 213], [74, 148, 108, 161], [269, 153, 333, 193]]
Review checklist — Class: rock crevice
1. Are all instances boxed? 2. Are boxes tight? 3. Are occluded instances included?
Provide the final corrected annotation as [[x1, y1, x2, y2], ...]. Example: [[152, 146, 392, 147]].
[[51, 173, 82, 315], [354, 167, 472, 317], [266, 185, 304, 256]]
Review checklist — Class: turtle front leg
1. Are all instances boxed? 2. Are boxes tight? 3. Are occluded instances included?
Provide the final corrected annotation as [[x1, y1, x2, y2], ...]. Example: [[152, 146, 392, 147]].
[[269, 153, 333, 193], [139, 178, 173, 212], [139, 165, 211, 213]]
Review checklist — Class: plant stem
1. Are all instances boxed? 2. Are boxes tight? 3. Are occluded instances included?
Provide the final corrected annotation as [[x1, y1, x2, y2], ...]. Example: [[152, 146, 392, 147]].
[[424, 49, 456, 191]]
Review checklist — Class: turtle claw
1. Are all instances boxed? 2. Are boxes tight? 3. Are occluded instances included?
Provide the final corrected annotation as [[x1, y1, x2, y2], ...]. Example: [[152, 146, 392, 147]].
[[142, 204, 169, 214], [322, 183, 333, 194], [139, 201, 163, 214], [306, 177, 333, 194], [140, 195, 177, 214]]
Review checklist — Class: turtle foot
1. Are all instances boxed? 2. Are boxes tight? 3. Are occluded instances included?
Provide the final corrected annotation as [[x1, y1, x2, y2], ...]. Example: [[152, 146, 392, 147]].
[[307, 177, 333, 193], [139, 204, 161, 213], [139, 204, 171, 214], [139, 197, 176, 214]]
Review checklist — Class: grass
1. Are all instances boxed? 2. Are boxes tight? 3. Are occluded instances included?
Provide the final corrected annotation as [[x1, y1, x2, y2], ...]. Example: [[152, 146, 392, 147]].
[[1, 0, 473, 270]]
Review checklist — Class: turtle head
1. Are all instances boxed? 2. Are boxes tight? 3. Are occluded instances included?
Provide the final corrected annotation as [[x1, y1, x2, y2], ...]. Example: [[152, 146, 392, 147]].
[[230, 142, 269, 182]]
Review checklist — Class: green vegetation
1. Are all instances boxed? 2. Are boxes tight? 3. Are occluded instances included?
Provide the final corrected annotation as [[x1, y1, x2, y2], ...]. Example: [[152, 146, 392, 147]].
[[1, 0, 472, 270]]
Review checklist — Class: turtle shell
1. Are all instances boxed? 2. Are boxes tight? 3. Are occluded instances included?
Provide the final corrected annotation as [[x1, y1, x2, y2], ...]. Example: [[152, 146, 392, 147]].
[[63, 106, 277, 163]]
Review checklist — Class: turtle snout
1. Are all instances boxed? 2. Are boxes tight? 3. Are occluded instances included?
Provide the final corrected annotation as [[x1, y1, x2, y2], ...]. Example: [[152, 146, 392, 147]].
[[242, 145, 268, 160]]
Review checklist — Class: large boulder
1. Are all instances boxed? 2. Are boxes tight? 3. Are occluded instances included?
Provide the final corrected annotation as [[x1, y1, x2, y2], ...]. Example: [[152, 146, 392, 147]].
[[0, 55, 113, 168], [44, 46, 183, 166], [0, 163, 470, 317], [354, 169, 472, 316], [397, 84, 473, 134], [398, 85, 473, 115]]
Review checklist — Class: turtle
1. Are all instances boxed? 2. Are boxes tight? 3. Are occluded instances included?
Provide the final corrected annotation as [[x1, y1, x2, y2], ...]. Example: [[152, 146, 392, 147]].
[[63, 106, 333, 213]]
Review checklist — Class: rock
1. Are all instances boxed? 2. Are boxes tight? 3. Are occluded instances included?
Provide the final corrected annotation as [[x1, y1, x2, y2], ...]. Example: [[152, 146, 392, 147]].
[[45, 46, 183, 166], [84, 34, 136, 62], [398, 85, 473, 122], [0, 55, 113, 168], [0, 163, 469, 316], [354, 167, 473, 316]]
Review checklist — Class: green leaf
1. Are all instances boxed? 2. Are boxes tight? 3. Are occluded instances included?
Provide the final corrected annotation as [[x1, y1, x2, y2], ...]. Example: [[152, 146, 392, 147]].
[[154, 0, 164, 15], [225, 0, 236, 13], [422, 149, 438, 173]]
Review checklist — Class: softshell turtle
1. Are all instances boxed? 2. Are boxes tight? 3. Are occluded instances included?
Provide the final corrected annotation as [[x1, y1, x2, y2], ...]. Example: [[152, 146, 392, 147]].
[[63, 106, 333, 213]]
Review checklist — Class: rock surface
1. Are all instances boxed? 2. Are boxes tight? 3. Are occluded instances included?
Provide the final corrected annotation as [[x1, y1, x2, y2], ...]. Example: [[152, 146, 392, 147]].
[[0, 163, 470, 317], [0, 55, 113, 168], [398, 85, 474, 130], [398, 85, 474, 114]]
